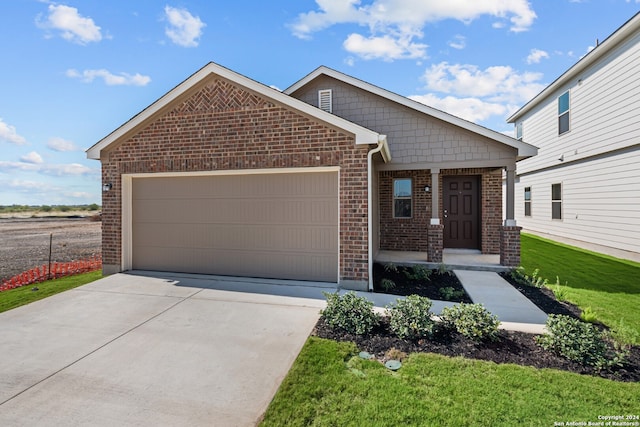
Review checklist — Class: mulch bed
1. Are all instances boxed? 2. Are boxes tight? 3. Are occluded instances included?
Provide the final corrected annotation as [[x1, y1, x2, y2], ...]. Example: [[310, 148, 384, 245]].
[[314, 267, 640, 382], [372, 263, 472, 303]]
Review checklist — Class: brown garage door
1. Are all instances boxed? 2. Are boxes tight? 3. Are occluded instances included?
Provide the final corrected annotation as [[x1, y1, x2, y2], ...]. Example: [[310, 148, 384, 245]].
[[132, 171, 339, 282]]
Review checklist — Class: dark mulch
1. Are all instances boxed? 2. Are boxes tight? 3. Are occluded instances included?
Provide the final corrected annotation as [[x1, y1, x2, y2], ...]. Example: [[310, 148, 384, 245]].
[[316, 268, 640, 382], [372, 263, 472, 303]]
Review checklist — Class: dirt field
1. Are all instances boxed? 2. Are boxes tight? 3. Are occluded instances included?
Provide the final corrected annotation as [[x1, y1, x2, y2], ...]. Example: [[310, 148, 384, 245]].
[[0, 218, 101, 282]]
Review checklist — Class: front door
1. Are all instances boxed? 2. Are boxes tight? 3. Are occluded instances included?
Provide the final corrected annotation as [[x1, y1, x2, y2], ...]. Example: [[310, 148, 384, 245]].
[[443, 176, 480, 249]]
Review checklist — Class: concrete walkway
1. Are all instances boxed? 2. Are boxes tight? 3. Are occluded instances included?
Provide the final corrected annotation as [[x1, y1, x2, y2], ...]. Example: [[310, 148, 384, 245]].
[[454, 270, 548, 334]]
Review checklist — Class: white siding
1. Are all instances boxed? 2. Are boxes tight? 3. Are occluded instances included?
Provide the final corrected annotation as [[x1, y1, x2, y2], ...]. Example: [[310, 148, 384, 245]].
[[513, 23, 640, 255], [516, 148, 640, 253], [517, 30, 640, 176]]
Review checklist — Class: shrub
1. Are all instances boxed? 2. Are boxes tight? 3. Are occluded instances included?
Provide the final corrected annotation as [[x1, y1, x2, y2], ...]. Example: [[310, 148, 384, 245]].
[[321, 292, 379, 335], [383, 262, 399, 274], [536, 314, 627, 370], [403, 265, 431, 282], [386, 295, 435, 340], [441, 303, 500, 342], [509, 267, 547, 288], [380, 278, 396, 292], [439, 286, 465, 301], [580, 306, 598, 323]]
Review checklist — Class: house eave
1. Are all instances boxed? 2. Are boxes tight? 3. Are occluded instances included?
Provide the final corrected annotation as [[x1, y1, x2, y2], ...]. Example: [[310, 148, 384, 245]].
[[508, 12, 640, 123], [86, 62, 380, 160]]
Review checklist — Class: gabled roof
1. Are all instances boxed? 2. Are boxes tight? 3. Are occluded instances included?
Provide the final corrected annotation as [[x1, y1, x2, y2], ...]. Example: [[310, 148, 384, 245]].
[[285, 66, 537, 160], [86, 62, 384, 160], [508, 12, 640, 123]]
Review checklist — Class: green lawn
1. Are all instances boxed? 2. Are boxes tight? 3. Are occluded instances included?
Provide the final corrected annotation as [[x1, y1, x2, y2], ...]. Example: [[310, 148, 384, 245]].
[[0, 271, 102, 313], [261, 337, 640, 427], [520, 233, 640, 345]]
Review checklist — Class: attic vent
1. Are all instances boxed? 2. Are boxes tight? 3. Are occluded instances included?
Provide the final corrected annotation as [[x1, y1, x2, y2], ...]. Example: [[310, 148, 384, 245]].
[[318, 89, 332, 113]]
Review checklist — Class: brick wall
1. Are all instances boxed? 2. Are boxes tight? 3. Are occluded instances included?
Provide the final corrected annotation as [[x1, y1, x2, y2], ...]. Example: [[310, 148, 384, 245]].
[[379, 170, 431, 251], [379, 168, 503, 255], [101, 76, 371, 284]]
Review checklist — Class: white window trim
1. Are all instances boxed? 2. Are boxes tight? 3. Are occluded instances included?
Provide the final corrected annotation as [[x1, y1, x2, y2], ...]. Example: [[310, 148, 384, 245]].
[[393, 178, 412, 219]]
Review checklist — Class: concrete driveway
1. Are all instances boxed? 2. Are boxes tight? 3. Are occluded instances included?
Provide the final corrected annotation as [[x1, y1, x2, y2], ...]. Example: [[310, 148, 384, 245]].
[[0, 272, 331, 426]]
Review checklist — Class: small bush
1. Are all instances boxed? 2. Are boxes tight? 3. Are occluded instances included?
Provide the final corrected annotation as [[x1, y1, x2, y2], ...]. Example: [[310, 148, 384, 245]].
[[380, 278, 396, 292], [441, 303, 500, 341], [509, 267, 547, 288], [386, 295, 435, 340], [536, 314, 627, 370], [321, 292, 380, 335], [439, 286, 465, 301], [403, 265, 431, 282], [383, 263, 399, 274], [580, 306, 598, 323]]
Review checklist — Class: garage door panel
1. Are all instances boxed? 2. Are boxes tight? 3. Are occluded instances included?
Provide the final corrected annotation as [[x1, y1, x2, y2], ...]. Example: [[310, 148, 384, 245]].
[[134, 197, 337, 226], [132, 171, 339, 282]]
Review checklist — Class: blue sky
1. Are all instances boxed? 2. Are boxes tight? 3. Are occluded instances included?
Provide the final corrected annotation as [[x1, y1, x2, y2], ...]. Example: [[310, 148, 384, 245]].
[[1, 0, 638, 205]]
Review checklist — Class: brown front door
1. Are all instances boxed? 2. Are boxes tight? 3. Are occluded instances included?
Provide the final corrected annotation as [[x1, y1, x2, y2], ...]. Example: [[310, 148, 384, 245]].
[[443, 176, 480, 249]]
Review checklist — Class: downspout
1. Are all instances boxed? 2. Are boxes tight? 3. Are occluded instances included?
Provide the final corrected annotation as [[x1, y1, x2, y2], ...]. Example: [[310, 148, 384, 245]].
[[367, 135, 390, 291]]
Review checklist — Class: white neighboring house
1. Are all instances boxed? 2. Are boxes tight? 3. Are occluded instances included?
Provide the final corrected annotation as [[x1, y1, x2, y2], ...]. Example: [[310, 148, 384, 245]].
[[507, 12, 640, 256]]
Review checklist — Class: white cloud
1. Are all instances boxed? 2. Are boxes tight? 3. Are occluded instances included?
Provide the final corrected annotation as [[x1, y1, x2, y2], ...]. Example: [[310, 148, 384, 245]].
[[47, 137, 78, 152], [0, 118, 27, 145], [526, 48, 549, 64], [37, 4, 102, 45], [0, 161, 95, 177], [406, 61, 547, 124], [343, 32, 427, 61], [448, 35, 466, 50], [20, 151, 44, 164], [290, 0, 536, 61], [164, 6, 206, 47], [409, 93, 507, 123], [66, 69, 151, 86], [421, 62, 545, 104]]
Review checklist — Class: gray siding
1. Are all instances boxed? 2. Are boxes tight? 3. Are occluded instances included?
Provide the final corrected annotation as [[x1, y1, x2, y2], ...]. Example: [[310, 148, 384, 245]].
[[513, 24, 640, 254], [291, 76, 516, 167]]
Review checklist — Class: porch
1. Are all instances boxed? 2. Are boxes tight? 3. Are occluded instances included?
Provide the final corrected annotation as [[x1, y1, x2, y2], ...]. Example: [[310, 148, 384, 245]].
[[374, 249, 510, 273]]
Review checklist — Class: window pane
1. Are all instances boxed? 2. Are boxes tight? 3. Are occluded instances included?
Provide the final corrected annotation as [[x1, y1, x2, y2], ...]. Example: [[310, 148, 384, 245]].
[[394, 199, 411, 218], [558, 92, 569, 114], [524, 187, 531, 201], [524, 201, 531, 217], [516, 122, 523, 140], [551, 183, 562, 201], [394, 179, 411, 197], [552, 201, 562, 219], [559, 112, 570, 134]]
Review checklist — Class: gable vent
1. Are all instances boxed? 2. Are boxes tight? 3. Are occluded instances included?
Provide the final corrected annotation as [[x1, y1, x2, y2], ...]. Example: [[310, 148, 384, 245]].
[[318, 89, 332, 113]]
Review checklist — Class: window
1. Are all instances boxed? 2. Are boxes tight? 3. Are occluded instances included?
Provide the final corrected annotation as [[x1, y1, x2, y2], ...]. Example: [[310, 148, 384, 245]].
[[551, 183, 562, 220], [516, 122, 523, 141], [558, 91, 570, 135], [393, 178, 412, 218], [318, 89, 332, 113], [524, 187, 531, 217]]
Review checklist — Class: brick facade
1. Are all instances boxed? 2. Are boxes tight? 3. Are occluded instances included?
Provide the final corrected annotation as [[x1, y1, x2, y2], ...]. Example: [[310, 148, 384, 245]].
[[101, 76, 371, 285], [379, 167, 503, 255]]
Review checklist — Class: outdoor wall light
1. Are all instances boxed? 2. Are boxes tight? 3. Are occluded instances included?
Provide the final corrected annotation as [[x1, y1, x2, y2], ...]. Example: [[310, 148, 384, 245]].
[[102, 183, 113, 192], [424, 185, 430, 192]]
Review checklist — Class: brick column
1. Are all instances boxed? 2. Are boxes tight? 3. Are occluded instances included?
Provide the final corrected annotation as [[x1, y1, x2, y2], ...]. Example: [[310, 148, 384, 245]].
[[500, 225, 522, 267], [427, 224, 444, 263]]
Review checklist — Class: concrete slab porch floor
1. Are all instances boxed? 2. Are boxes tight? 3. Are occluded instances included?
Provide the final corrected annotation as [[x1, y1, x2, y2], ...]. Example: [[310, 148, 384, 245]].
[[376, 249, 509, 272]]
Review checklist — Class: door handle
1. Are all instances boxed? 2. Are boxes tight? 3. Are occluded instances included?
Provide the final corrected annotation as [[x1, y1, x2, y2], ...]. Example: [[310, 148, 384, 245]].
[[443, 209, 448, 218]]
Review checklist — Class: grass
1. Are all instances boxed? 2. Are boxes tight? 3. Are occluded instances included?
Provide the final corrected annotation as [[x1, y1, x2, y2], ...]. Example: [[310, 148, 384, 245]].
[[520, 233, 640, 345], [260, 337, 640, 426], [0, 271, 102, 314]]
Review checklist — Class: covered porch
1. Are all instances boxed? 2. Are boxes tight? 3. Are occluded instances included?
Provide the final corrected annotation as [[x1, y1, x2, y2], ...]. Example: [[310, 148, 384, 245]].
[[375, 249, 510, 273]]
